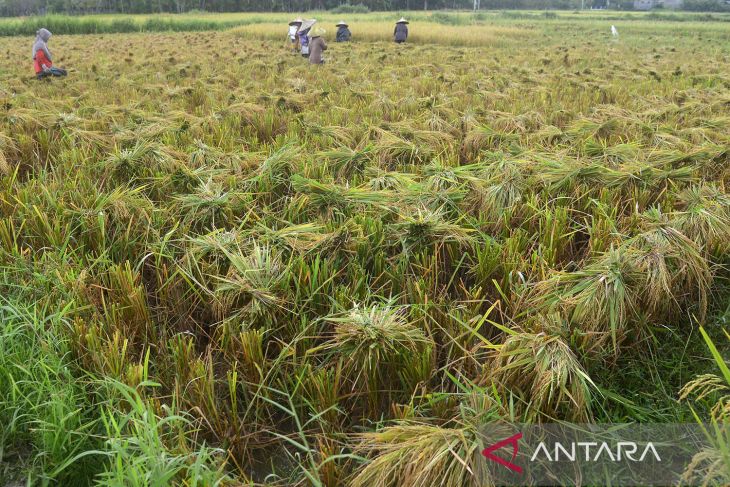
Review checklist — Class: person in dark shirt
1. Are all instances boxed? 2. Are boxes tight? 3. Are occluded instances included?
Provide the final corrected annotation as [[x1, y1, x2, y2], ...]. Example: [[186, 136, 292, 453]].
[[394, 18, 409, 43], [336, 21, 352, 42]]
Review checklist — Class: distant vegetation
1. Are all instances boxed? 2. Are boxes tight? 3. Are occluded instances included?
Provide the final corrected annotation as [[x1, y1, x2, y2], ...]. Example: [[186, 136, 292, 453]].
[[0, 14, 269, 36], [1, 9, 730, 36], [0, 0, 728, 18], [329, 3, 371, 13], [682, 0, 730, 11]]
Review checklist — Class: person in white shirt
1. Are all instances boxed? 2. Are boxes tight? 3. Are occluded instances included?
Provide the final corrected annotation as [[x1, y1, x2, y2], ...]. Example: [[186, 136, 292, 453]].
[[288, 18, 303, 53]]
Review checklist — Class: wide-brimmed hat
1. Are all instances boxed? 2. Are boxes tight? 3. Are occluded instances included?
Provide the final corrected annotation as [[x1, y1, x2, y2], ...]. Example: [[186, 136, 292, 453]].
[[336, 20, 348, 26], [310, 26, 326, 38], [396, 17, 409, 24], [289, 18, 303, 26], [298, 18, 317, 32]]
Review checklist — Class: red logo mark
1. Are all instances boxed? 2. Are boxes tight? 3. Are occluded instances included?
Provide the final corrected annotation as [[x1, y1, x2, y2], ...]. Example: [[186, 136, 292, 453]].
[[482, 432, 523, 474]]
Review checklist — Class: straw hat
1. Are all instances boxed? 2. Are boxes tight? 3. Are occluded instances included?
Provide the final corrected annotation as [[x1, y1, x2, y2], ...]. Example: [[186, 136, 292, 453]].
[[336, 20, 348, 27], [310, 26, 326, 38], [298, 18, 317, 32], [289, 18, 303, 26], [396, 17, 409, 24]]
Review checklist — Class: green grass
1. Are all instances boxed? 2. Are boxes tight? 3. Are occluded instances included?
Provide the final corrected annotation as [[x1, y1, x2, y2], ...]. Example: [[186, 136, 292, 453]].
[[0, 295, 230, 485], [0, 299, 101, 485]]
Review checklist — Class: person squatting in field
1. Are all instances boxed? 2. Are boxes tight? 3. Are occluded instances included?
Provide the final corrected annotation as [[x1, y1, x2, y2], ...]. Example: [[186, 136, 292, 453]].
[[33, 28, 67, 80], [394, 18, 409, 43], [336, 21, 351, 42], [308, 26, 327, 64]]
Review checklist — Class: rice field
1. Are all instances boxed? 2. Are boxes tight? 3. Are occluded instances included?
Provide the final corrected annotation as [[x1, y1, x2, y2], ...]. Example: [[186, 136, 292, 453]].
[[1, 12, 730, 486]]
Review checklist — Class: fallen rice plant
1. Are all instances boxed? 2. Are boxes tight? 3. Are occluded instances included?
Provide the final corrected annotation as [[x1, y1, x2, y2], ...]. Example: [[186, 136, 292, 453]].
[[0, 14, 729, 485]]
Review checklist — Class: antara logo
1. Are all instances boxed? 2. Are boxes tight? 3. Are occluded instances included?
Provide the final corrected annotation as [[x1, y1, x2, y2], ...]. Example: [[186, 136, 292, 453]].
[[481, 432, 523, 474], [481, 433, 662, 475], [530, 441, 661, 462]]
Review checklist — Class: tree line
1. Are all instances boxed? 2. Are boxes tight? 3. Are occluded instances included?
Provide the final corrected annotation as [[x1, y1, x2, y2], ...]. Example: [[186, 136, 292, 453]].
[[1, 0, 727, 22], [0, 0, 598, 16]]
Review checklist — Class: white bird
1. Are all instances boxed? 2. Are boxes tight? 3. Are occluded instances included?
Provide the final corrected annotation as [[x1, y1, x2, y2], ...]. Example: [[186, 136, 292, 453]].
[[611, 25, 619, 37]]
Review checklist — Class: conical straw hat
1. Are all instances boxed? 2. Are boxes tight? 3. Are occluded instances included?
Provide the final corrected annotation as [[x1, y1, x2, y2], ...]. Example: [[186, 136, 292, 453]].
[[298, 18, 317, 32], [310, 26, 326, 38]]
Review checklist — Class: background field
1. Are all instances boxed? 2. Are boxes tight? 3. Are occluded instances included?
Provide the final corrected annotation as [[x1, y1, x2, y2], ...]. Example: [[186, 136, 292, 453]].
[[1, 9, 730, 36], [1, 11, 729, 486]]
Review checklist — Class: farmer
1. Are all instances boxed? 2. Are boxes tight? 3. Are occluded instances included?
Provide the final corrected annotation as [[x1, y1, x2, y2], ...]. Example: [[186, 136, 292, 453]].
[[288, 18, 303, 53], [308, 26, 327, 65], [394, 18, 409, 43], [335, 21, 351, 42], [297, 19, 316, 58], [33, 28, 67, 80]]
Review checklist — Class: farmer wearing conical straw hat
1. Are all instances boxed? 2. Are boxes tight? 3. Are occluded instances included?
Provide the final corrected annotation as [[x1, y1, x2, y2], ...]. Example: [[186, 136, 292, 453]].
[[394, 17, 409, 43], [288, 18, 303, 53], [297, 19, 316, 58], [335, 21, 351, 42], [308, 26, 327, 65]]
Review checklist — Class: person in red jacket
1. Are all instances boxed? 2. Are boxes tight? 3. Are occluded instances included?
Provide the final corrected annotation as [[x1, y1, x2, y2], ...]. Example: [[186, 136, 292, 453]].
[[33, 28, 67, 80]]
